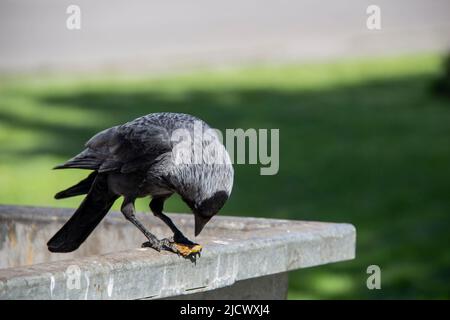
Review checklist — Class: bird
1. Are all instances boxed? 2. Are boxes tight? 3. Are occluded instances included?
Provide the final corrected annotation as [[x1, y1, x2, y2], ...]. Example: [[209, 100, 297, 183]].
[[47, 112, 234, 256]]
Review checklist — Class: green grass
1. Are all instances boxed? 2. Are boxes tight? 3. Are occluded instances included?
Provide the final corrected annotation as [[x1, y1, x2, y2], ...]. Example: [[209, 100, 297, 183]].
[[1, 54, 449, 299]]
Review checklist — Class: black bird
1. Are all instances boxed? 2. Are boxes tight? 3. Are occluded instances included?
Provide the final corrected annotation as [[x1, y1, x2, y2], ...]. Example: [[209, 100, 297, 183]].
[[48, 112, 234, 255]]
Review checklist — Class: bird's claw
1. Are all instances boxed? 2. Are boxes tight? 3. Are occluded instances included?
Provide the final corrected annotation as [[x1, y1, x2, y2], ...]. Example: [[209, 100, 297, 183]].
[[163, 237, 202, 257], [160, 238, 181, 254], [141, 239, 177, 252], [142, 236, 202, 257], [141, 240, 163, 251], [173, 232, 196, 246]]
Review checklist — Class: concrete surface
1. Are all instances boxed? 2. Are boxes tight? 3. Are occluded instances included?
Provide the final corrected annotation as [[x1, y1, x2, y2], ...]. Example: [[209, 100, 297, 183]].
[[0, 0, 449, 73], [0, 205, 355, 300]]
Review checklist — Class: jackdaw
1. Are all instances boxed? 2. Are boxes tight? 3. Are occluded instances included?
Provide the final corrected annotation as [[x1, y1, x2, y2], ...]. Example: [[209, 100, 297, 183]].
[[47, 112, 234, 255]]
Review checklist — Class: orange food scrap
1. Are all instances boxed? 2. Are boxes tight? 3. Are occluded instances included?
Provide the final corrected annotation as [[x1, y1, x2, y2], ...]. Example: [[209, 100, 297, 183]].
[[174, 243, 202, 256]]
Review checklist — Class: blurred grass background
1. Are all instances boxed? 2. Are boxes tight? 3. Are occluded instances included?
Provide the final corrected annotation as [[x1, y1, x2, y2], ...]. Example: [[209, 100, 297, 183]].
[[1, 54, 449, 299]]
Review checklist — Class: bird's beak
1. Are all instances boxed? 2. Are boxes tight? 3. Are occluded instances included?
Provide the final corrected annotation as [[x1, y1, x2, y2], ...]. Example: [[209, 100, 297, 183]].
[[194, 215, 210, 237]]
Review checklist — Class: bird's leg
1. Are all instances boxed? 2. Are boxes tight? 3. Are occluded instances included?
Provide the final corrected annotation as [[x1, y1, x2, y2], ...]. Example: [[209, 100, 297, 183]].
[[150, 197, 195, 245], [121, 198, 179, 253]]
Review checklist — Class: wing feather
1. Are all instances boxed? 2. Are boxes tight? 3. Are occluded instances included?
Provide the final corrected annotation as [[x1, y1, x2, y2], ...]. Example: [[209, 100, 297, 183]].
[[55, 122, 172, 173]]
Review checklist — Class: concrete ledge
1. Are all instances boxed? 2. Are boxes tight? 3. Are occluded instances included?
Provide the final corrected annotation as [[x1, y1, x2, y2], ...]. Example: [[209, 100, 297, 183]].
[[0, 205, 356, 300]]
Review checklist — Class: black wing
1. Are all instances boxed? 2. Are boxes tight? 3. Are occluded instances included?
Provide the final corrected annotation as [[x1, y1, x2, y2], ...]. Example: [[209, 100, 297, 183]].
[[54, 122, 172, 173]]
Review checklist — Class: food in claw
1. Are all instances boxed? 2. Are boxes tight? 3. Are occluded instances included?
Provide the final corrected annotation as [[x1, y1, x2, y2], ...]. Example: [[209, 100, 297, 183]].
[[173, 243, 203, 256]]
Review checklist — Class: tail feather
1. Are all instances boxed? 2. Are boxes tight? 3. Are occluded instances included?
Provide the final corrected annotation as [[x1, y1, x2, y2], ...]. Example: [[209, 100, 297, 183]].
[[54, 172, 97, 199], [47, 174, 118, 253]]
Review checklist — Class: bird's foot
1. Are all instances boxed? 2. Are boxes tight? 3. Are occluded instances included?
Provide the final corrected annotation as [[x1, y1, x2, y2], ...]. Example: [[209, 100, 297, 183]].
[[141, 238, 201, 257], [141, 239, 163, 252], [162, 236, 202, 257], [166, 232, 202, 257], [172, 232, 197, 246]]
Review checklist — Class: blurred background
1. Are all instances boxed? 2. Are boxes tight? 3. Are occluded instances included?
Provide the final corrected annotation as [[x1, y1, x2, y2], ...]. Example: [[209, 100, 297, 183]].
[[1, 0, 449, 299]]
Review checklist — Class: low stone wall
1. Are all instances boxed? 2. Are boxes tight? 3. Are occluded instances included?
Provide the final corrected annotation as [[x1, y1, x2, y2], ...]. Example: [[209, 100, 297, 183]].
[[0, 205, 356, 299]]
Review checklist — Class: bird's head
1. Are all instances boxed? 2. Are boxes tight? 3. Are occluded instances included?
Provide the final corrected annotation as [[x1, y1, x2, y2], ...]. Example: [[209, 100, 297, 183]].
[[175, 161, 233, 236], [167, 127, 234, 236], [183, 190, 230, 236]]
